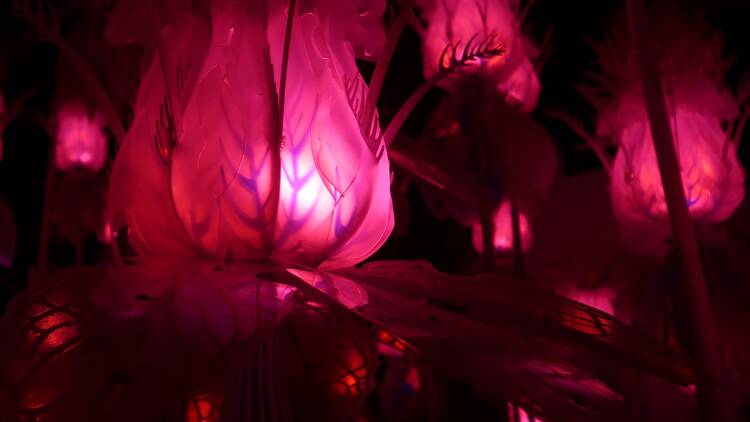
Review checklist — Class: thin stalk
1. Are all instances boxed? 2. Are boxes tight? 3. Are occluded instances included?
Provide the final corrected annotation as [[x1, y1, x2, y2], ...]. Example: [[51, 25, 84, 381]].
[[74, 236, 84, 266], [479, 208, 495, 272], [383, 74, 441, 146], [266, 0, 297, 255], [277, 0, 296, 132], [471, 77, 496, 273], [35, 128, 57, 284], [510, 205, 525, 279], [110, 229, 124, 266], [542, 110, 612, 176], [364, 0, 417, 140], [627, 0, 735, 420], [731, 108, 749, 147], [387, 142, 487, 209]]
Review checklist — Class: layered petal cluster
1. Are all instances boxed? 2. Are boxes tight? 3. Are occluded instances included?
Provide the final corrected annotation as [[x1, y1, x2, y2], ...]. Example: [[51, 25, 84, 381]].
[[108, 0, 393, 268], [597, 23, 746, 232], [418, 0, 540, 111], [610, 104, 744, 226]]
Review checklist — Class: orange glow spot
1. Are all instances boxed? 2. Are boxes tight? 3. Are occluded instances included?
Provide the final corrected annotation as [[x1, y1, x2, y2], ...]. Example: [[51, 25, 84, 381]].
[[185, 394, 223, 422], [35, 313, 73, 330], [345, 348, 364, 369], [376, 329, 394, 343], [343, 374, 357, 387], [43, 325, 79, 349]]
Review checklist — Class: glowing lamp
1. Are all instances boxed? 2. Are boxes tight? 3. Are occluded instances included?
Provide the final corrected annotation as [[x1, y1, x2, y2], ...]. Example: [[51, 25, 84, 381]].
[[109, 2, 393, 269], [471, 200, 532, 254], [611, 107, 744, 227], [55, 102, 108, 172], [418, 0, 539, 110]]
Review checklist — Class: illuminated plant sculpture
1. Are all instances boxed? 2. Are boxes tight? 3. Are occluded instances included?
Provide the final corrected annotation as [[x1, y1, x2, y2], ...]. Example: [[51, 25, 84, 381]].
[[0, 1, 709, 421], [108, 0, 393, 269], [418, 0, 541, 112], [593, 19, 747, 250], [399, 0, 551, 267]]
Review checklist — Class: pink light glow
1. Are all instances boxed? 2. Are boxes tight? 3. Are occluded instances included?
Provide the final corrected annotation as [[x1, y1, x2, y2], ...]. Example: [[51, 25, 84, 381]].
[[55, 102, 108, 171], [109, 1, 393, 268], [418, 0, 540, 110], [507, 403, 542, 422], [185, 393, 222, 422], [557, 286, 616, 316], [611, 107, 744, 226], [471, 200, 532, 254]]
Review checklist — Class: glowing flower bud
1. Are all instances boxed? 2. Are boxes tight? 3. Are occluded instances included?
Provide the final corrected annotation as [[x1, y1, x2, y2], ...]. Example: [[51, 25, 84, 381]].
[[109, 1, 393, 268], [55, 102, 108, 171], [472, 200, 532, 254], [592, 18, 745, 242], [418, 0, 540, 111], [611, 106, 744, 227]]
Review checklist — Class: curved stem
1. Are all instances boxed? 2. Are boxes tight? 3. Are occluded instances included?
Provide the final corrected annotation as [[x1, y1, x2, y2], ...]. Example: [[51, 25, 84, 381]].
[[542, 110, 613, 176], [266, 0, 296, 255], [731, 108, 750, 147], [479, 207, 495, 272], [510, 205, 525, 279], [35, 126, 57, 285], [628, 0, 734, 420], [278, 0, 296, 127], [383, 74, 441, 146], [364, 0, 417, 139]]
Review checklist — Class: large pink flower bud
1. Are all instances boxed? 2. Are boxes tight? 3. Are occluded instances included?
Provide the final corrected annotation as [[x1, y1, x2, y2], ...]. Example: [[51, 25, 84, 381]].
[[109, 1, 393, 268]]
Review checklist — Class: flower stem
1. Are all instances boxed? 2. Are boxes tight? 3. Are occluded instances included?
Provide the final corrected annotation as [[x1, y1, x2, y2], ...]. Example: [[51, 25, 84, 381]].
[[627, 0, 735, 419], [365, 0, 417, 152]]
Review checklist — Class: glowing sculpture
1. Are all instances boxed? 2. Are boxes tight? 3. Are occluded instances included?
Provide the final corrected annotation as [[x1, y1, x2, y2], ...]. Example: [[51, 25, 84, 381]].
[[471, 200, 532, 254], [109, 0, 393, 269], [55, 102, 108, 171], [418, 0, 540, 111], [597, 34, 745, 233], [610, 102, 744, 226]]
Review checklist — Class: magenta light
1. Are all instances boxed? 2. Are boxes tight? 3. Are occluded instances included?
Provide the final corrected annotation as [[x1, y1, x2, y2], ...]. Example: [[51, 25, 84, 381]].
[[108, 1, 393, 268], [55, 102, 108, 172], [418, 0, 540, 110], [611, 106, 744, 227]]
